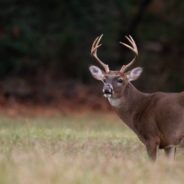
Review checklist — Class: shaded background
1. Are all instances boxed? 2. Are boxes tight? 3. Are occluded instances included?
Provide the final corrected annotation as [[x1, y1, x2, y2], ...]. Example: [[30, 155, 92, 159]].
[[0, 0, 184, 112]]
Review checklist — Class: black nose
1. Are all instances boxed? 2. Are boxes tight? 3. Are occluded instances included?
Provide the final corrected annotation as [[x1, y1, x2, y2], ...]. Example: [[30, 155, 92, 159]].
[[103, 84, 113, 95], [104, 89, 112, 94], [103, 86, 112, 94]]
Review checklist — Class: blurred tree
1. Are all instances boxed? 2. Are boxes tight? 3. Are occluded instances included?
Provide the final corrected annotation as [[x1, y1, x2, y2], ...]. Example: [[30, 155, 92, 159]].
[[0, 0, 183, 92]]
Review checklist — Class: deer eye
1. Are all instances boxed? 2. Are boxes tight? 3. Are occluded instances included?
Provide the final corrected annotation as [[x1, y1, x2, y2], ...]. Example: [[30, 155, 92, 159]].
[[117, 78, 123, 83]]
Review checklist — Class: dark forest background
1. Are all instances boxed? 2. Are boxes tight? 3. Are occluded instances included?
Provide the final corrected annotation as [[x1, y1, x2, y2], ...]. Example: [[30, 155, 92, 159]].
[[0, 0, 184, 108]]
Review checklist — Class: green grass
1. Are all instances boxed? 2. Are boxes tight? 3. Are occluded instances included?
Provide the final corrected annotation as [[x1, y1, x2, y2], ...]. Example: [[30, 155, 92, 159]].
[[0, 113, 183, 184]]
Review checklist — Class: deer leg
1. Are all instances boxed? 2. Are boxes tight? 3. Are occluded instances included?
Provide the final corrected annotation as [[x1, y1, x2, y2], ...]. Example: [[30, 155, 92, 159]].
[[164, 145, 176, 160], [145, 142, 158, 161]]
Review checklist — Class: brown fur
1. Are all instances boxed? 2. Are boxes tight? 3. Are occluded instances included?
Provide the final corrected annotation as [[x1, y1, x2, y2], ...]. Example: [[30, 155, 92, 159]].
[[113, 82, 184, 160], [89, 34, 180, 161]]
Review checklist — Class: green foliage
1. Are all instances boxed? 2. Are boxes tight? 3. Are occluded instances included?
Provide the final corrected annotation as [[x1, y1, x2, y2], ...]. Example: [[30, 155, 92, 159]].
[[0, 0, 134, 80], [0, 0, 184, 90]]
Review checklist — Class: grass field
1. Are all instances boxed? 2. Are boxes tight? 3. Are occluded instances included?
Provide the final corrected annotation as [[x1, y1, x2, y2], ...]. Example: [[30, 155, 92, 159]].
[[0, 113, 183, 184]]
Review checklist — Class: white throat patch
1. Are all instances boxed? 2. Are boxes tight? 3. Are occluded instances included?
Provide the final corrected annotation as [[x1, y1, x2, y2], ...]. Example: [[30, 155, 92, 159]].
[[108, 97, 122, 108]]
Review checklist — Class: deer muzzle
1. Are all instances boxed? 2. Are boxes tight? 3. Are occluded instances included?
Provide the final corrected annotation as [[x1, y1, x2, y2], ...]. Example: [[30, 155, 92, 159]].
[[103, 84, 113, 98]]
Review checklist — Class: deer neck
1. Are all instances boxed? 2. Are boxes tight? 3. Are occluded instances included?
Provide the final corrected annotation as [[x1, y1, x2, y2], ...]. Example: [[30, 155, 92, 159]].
[[108, 83, 144, 108], [108, 83, 148, 126]]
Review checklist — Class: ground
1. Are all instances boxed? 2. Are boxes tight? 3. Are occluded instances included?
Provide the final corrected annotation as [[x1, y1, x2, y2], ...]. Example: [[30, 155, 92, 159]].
[[0, 113, 183, 184]]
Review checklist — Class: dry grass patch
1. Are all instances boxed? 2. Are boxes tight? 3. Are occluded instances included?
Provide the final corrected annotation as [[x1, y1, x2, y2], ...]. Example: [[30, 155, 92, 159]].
[[0, 113, 183, 184]]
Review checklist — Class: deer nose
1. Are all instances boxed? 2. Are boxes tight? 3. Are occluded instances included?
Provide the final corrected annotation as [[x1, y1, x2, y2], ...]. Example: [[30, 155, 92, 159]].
[[103, 88, 112, 94], [103, 84, 113, 95]]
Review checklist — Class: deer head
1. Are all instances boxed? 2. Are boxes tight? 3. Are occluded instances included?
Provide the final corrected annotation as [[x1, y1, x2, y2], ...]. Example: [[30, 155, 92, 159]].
[[89, 34, 143, 99]]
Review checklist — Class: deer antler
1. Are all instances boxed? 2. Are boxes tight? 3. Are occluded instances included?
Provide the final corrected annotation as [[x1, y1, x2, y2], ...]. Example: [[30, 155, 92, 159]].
[[90, 34, 109, 73], [119, 35, 138, 72]]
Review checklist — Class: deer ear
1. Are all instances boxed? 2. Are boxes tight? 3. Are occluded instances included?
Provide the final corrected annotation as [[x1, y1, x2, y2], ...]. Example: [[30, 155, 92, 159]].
[[126, 67, 143, 82], [89, 65, 104, 81]]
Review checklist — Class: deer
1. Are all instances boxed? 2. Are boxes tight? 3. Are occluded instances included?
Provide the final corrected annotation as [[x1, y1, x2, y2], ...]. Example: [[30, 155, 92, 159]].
[[89, 34, 184, 161]]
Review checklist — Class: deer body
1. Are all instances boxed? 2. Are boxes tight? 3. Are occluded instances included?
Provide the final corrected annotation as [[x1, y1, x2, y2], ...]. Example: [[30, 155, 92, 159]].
[[89, 34, 182, 160], [110, 83, 184, 159]]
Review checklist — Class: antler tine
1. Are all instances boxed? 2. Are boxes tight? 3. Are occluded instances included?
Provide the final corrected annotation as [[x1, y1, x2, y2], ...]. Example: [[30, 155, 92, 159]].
[[90, 34, 109, 73], [119, 35, 138, 72]]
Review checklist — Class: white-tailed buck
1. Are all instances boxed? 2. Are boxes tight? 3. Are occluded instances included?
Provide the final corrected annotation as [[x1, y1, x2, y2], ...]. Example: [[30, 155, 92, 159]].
[[89, 34, 184, 161]]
